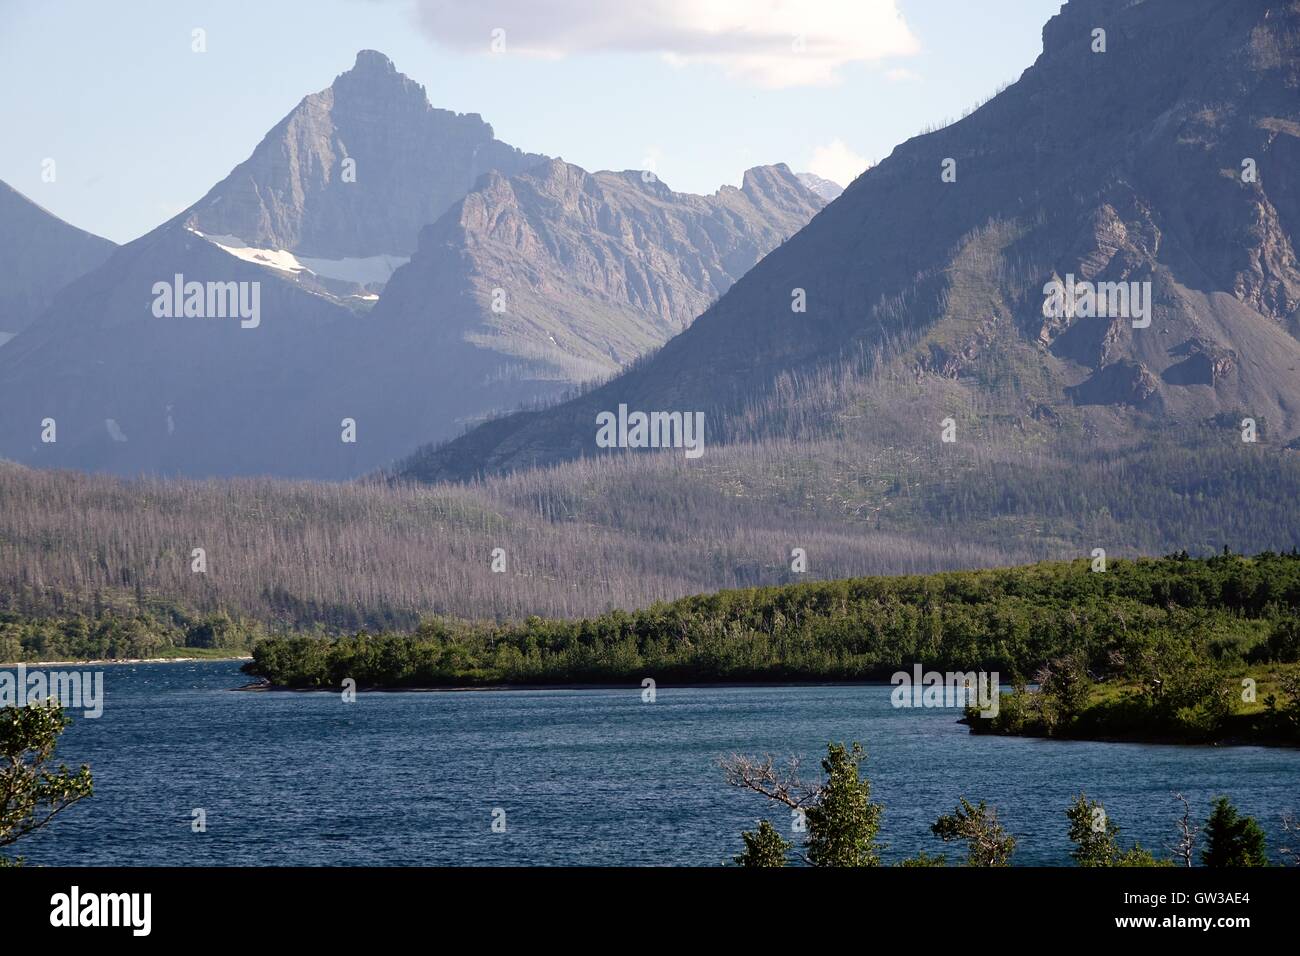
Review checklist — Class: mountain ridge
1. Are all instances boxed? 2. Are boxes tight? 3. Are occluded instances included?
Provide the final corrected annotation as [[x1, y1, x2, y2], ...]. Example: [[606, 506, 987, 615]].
[[370, 157, 825, 388], [398, 0, 1300, 484], [0, 180, 116, 339]]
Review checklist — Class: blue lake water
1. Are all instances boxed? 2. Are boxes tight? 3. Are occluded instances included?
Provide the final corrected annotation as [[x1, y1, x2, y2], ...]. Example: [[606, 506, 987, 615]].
[[10, 661, 1300, 866]]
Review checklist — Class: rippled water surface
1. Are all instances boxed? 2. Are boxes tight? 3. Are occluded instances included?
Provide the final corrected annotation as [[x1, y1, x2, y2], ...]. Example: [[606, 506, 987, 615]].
[[13, 661, 1300, 865]]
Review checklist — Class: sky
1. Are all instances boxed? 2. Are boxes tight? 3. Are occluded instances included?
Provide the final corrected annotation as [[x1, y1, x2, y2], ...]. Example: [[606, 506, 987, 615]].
[[0, 0, 1064, 245]]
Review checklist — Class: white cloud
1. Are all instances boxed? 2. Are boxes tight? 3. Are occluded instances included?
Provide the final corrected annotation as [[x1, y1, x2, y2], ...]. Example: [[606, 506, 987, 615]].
[[407, 0, 919, 88], [806, 139, 868, 189]]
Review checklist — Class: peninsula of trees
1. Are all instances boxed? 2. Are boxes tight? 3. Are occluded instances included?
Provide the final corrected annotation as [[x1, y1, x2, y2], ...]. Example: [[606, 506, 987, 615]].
[[241, 551, 1300, 745]]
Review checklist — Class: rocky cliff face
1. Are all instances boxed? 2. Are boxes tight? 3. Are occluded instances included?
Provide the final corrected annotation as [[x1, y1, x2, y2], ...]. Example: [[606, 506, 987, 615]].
[[372, 159, 825, 387], [0, 181, 115, 337], [183, 50, 548, 259]]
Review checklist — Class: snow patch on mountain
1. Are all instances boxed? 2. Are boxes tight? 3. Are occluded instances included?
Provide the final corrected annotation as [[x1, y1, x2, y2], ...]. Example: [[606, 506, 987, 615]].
[[191, 229, 408, 286]]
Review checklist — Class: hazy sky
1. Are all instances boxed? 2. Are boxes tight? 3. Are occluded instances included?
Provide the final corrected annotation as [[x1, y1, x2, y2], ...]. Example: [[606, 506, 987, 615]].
[[0, 0, 1063, 244]]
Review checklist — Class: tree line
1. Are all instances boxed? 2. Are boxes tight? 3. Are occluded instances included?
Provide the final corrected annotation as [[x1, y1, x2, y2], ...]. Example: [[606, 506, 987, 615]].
[[241, 551, 1300, 749]]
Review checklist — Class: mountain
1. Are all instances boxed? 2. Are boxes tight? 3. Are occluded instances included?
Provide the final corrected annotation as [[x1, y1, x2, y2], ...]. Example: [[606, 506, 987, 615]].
[[174, 50, 548, 300], [7, 1, 1300, 640], [378, 160, 824, 385], [0, 53, 823, 479], [796, 172, 844, 202], [0, 51, 548, 479], [184, 49, 547, 265], [351, 159, 825, 443], [399, 0, 1300, 484], [0, 181, 115, 341]]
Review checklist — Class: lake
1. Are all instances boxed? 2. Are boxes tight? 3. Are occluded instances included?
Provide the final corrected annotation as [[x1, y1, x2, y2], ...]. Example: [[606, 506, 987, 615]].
[[11, 661, 1300, 866]]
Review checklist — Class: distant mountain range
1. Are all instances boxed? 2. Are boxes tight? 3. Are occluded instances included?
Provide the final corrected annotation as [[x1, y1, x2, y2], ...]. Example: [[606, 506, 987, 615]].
[[0, 181, 115, 342], [0, 52, 822, 479], [400, 0, 1300, 484], [4, 0, 1300, 635]]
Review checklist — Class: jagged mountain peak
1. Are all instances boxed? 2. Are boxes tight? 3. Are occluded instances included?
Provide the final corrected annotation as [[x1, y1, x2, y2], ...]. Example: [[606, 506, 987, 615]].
[[329, 49, 429, 111], [738, 163, 823, 214], [429, 158, 821, 245], [182, 52, 548, 259], [349, 48, 398, 75], [741, 162, 797, 188]]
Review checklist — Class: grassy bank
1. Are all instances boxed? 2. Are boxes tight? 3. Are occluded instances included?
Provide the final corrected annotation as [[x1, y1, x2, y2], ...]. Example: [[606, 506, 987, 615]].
[[971, 663, 1300, 746]]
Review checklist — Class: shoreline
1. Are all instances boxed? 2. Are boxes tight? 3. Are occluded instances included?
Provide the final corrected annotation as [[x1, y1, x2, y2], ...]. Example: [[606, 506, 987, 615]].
[[972, 729, 1300, 750], [961, 718, 1300, 751], [2, 655, 252, 667], [235, 678, 901, 693], [236, 681, 1300, 750]]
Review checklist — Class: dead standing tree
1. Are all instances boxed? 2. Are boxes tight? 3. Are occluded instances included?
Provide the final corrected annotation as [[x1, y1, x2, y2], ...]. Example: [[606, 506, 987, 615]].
[[1169, 792, 1199, 867]]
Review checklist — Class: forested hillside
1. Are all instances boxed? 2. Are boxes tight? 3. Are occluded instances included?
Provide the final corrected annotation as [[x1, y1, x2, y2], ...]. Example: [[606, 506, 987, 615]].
[[5, 422, 1300, 642]]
